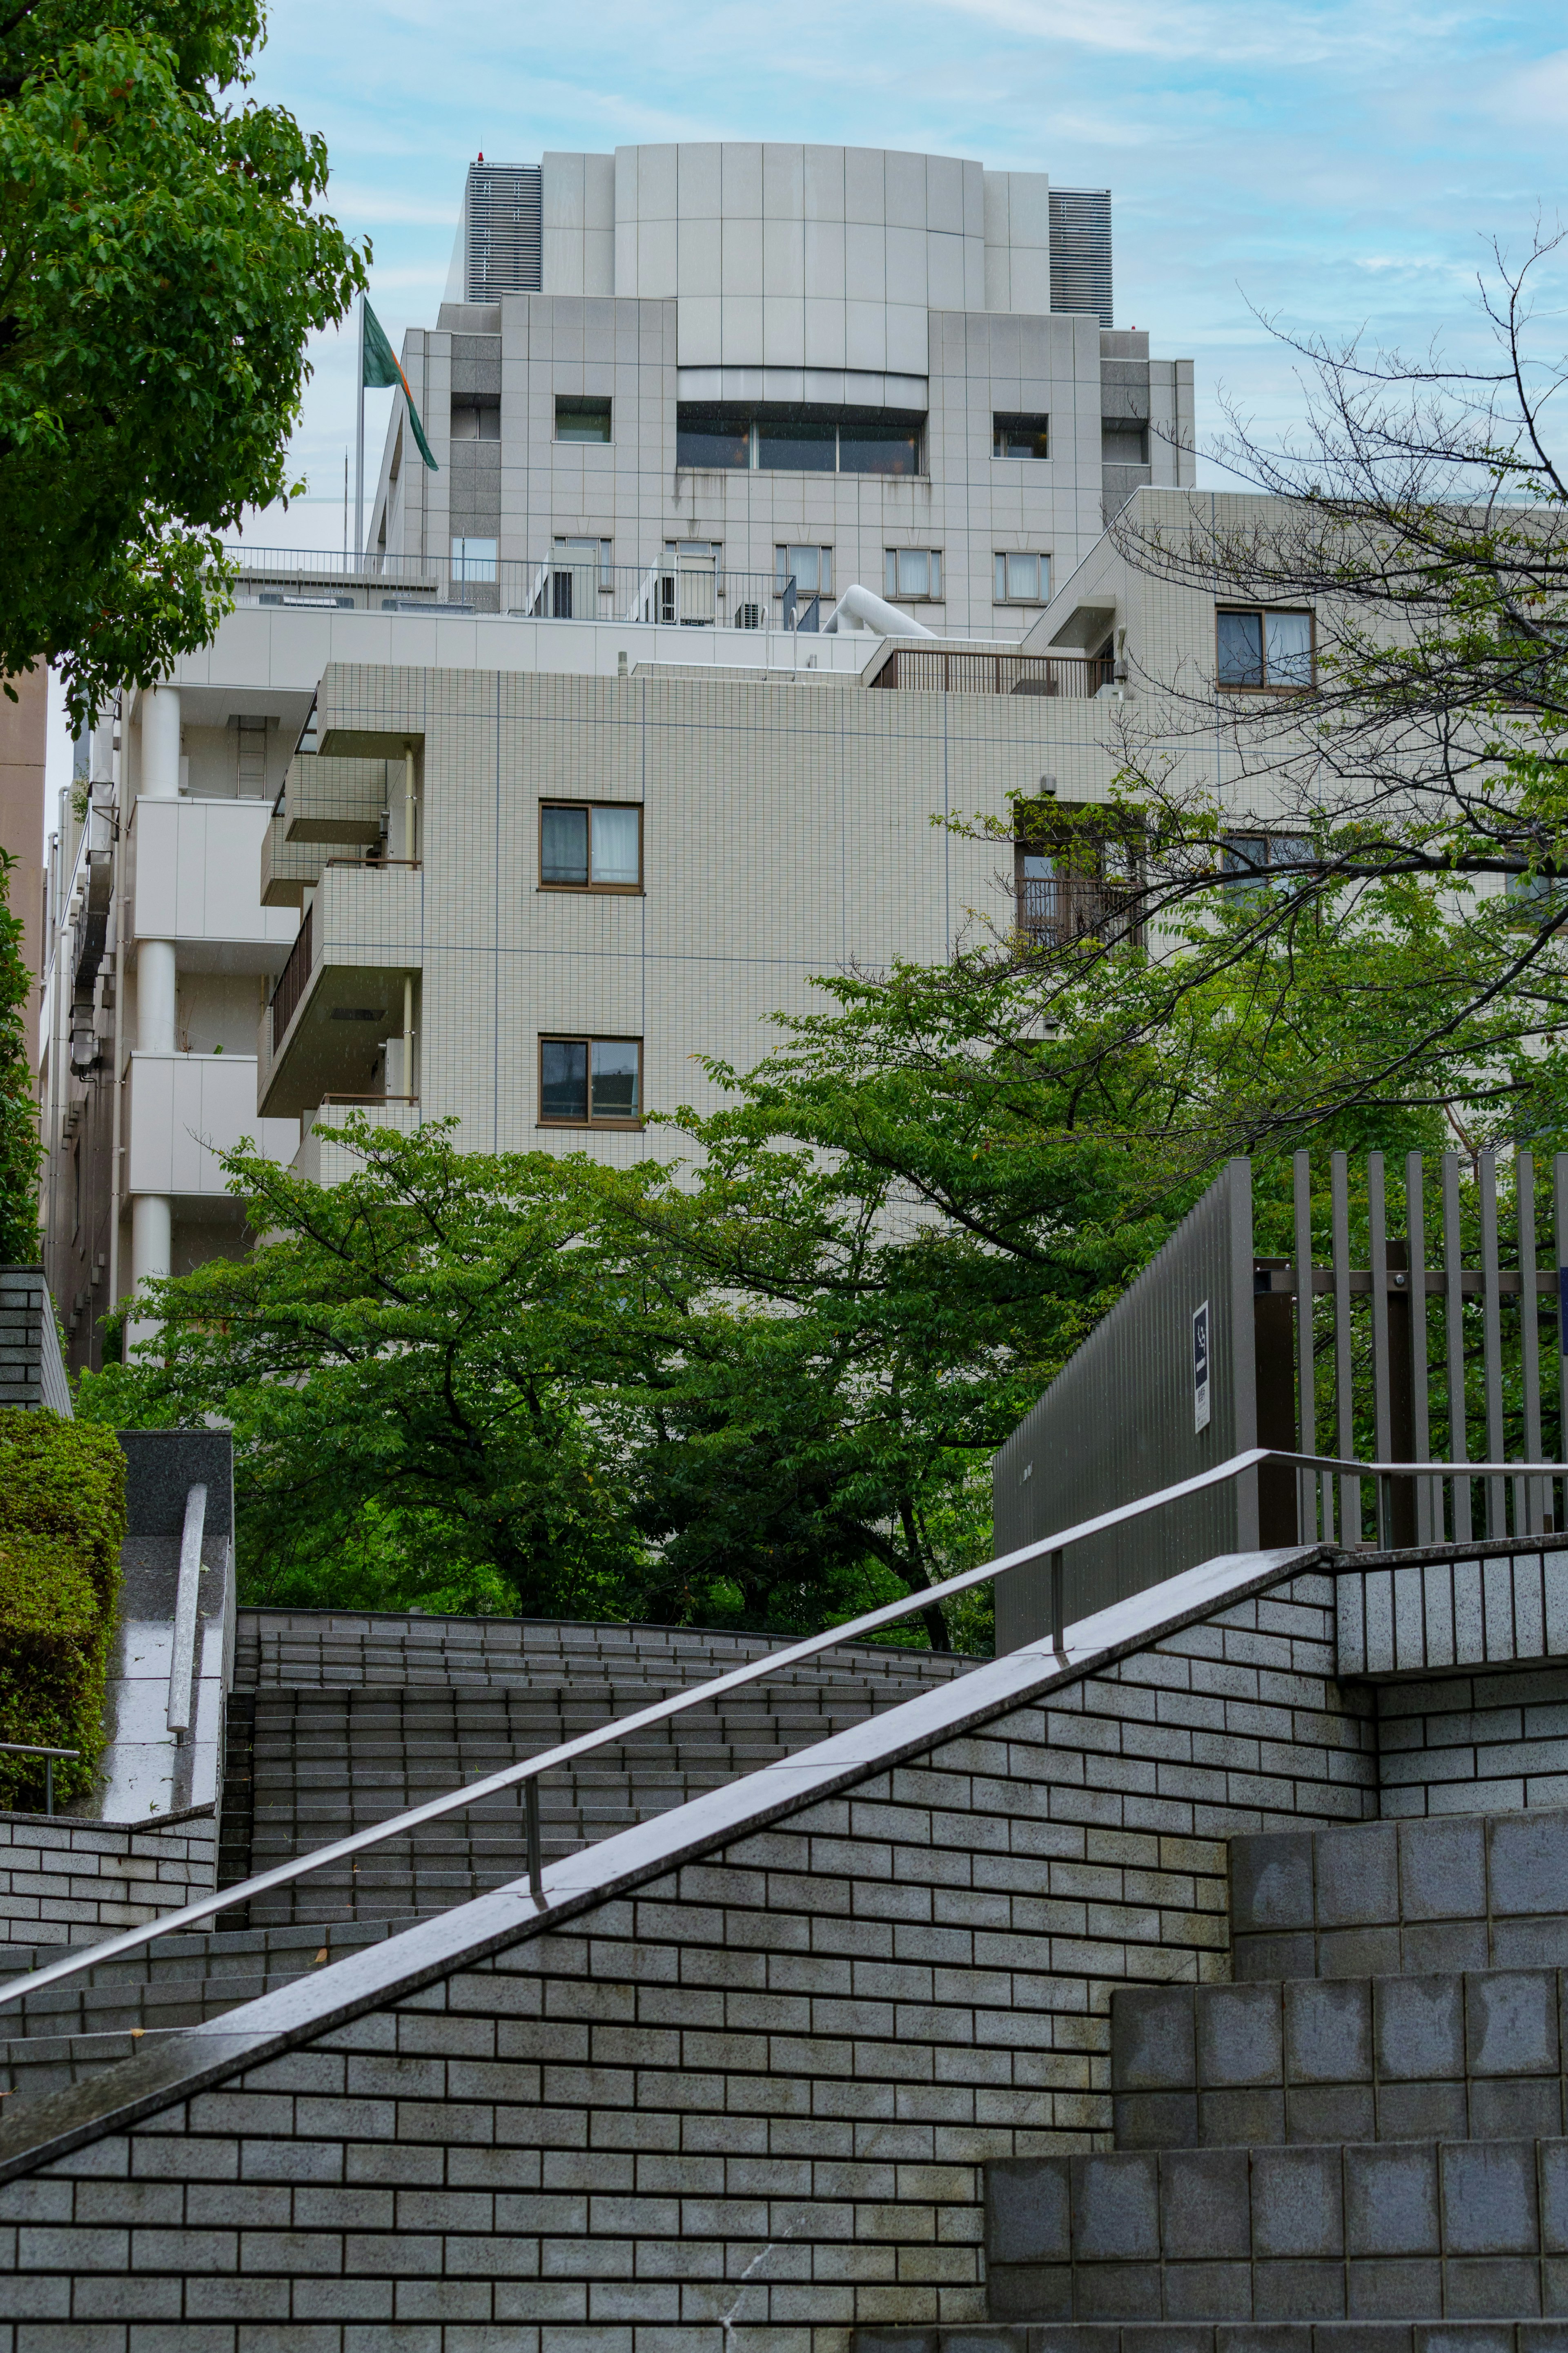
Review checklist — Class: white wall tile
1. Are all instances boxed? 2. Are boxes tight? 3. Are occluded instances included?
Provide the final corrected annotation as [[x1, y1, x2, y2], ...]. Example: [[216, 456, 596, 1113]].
[[803, 145, 846, 222], [678, 215, 722, 298], [884, 149, 927, 230], [885, 225, 928, 307], [1010, 248, 1052, 317], [762, 294, 806, 368], [1007, 171, 1051, 253], [679, 296, 722, 367], [721, 216, 763, 299], [927, 231, 965, 311], [637, 143, 678, 219], [763, 218, 805, 300], [677, 142, 722, 221], [803, 298, 846, 370], [885, 303, 929, 375], [804, 219, 846, 303], [721, 142, 763, 218], [762, 143, 805, 218], [926, 153, 964, 235], [844, 146, 885, 225], [637, 218, 678, 300], [542, 153, 586, 232], [844, 222, 886, 305], [585, 154, 616, 231], [844, 300, 887, 372]]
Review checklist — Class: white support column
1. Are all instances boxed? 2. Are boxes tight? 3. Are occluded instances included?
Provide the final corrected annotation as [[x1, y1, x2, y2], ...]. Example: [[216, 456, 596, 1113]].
[[128, 684, 180, 1353]]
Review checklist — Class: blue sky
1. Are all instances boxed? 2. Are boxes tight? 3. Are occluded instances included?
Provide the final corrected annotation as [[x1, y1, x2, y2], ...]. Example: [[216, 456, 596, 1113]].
[[229, 0, 1568, 549]]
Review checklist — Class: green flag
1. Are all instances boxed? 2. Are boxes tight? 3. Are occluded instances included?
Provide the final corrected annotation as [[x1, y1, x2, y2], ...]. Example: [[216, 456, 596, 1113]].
[[363, 299, 438, 471]]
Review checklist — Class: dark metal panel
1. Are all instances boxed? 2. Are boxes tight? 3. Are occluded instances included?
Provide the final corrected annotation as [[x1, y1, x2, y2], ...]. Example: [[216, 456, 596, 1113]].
[[993, 1159, 1256, 1653]]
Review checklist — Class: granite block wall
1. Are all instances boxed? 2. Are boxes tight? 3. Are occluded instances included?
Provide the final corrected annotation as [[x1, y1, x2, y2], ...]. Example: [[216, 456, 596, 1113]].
[[0, 1813, 218, 1951], [0, 1565, 1376, 2351]]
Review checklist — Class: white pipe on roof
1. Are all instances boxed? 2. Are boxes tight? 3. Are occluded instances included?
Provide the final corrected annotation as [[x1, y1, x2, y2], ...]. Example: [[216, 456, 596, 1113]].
[[822, 584, 936, 638]]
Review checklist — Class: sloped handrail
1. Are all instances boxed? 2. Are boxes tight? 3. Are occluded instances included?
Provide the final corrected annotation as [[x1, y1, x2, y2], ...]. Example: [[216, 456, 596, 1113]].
[[0, 1443, 1550, 2014]]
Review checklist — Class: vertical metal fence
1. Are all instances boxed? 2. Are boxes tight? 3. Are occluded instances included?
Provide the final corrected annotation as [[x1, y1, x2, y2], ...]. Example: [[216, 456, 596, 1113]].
[[1280, 1146, 1568, 1548]]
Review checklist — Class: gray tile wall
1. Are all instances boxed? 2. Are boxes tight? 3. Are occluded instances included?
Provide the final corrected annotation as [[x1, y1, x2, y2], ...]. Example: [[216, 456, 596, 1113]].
[[0, 1814, 218, 1950], [0, 1569, 1376, 2349]]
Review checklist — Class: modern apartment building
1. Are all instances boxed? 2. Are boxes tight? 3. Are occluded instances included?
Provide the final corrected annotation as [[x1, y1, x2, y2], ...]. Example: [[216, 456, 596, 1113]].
[[367, 144, 1195, 639]]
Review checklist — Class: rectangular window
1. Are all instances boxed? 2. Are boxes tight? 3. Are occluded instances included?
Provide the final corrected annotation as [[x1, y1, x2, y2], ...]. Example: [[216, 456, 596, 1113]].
[[1221, 833, 1317, 893], [838, 418, 921, 476], [993, 412, 1050, 460], [539, 1035, 642, 1126], [757, 416, 837, 472], [450, 403, 500, 441], [994, 552, 1050, 604], [555, 396, 612, 444], [775, 546, 833, 598], [540, 801, 642, 892], [675, 408, 752, 468], [1217, 607, 1315, 690], [1102, 420, 1150, 464], [452, 536, 497, 582], [884, 548, 942, 602], [675, 404, 924, 475]]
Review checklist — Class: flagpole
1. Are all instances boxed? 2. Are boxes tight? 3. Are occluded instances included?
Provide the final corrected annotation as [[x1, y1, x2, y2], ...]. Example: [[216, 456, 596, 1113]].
[[354, 291, 365, 564]]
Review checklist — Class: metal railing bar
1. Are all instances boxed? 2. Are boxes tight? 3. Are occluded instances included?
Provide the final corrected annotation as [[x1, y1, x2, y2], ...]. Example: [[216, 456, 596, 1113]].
[[0, 1743, 80, 1820], [0, 1443, 1563, 2015]]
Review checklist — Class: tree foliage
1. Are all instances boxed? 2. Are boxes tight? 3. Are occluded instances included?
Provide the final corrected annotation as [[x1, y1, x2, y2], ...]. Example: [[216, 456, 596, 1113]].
[[0, 846, 39, 1260], [0, 0, 366, 723]]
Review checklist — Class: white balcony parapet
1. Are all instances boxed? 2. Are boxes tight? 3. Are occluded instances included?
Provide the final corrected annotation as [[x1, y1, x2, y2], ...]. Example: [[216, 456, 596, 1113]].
[[125, 1052, 298, 1198], [129, 796, 300, 956]]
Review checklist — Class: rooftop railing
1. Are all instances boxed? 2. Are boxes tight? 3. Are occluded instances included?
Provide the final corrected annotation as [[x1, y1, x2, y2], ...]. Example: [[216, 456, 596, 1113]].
[[0, 1443, 1554, 2017], [871, 647, 1114, 694], [220, 546, 814, 633]]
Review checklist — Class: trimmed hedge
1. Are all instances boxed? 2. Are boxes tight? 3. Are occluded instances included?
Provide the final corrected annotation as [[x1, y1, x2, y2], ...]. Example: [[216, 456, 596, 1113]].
[[0, 1409, 125, 1811]]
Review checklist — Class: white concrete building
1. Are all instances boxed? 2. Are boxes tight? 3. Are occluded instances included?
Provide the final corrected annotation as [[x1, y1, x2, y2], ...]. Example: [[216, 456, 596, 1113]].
[[367, 145, 1194, 639]]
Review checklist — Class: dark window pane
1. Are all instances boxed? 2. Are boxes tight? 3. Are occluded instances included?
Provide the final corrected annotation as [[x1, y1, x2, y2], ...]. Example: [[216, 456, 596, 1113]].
[[839, 422, 921, 475], [757, 417, 838, 471], [993, 411, 1050, 459], [556, 398, 611, 443], [591, 1040, 639, 1121], [541, 1039, 588, 1120], [1217, 610, 1264, 686], [542, 805, 589, 884], [676, 408, 751, 468]]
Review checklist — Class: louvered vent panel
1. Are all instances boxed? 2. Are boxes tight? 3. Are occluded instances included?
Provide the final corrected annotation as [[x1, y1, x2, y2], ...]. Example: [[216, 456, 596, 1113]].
[[464, 163, 543, 300], [1049, 188, 1113, 328]]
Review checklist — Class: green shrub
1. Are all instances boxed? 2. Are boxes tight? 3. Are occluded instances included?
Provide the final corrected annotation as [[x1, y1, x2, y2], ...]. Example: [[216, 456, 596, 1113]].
[[0, 1410, 125, 1810]]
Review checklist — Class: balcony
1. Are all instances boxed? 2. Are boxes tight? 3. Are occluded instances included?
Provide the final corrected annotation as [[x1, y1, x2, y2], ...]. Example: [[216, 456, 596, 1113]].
[[869, 648, 1115, 695], [125, 1053, 299, 1198], [1013, 872, 1141, 948], [130, 796, 300, 968], [258, 862, 422, 1119]]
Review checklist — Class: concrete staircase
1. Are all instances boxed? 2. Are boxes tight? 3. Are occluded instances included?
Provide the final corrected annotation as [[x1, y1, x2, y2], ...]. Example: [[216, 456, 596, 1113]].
[[858, 1813, 1568, 2351], [218, 1608, 976, 1928], [0, 1607, 974, 2097]]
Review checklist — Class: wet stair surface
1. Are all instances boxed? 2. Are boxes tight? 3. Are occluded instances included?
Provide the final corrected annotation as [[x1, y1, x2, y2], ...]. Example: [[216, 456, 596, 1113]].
[[0, 1606, 975, 2103], [854, 1814, 1568, 2353]]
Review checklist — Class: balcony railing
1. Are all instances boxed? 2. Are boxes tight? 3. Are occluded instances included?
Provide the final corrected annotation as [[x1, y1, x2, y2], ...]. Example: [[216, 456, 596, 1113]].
[[269, 906, 313, 1048], [221, 546, 804, 631], [1014, 872, 1141, 948], [871, 649, 1115, 694]]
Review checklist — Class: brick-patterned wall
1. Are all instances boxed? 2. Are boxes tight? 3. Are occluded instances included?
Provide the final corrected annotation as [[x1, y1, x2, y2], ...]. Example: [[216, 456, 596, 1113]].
[[0, 1813, 217, 1950], [1377, 1663, 1568, 1818], [0, 1566, 1376, 2351]]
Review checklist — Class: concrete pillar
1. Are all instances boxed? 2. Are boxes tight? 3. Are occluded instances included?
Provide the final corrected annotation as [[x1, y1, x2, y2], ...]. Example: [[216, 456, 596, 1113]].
[[129, 682, 180, 1352], [127, 1192, 172, 1355], [140, 685, 180, 800], [136, 938, 177, 1053]]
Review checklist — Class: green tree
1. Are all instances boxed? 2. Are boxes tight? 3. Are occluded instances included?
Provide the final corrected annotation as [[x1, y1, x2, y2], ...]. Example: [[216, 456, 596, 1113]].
[[0, 847, 39, 1260], [78, 1120, 675, 1617], [0, 0, 366, 723]]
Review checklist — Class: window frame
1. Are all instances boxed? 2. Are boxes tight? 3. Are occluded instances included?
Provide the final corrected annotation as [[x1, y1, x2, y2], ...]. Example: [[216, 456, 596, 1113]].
[[992, 412, 1051, 461], [883, 547, 944, 603], [555, 395, 613, 446], [1219, 831, 1319, 894], [775, 545, 833, 598], [537, 1033, 644, 1130], [538, 799, 644, 896], [675, 404, 925, 478], [1216, 605, 1317, 694], [993, 551, 1051, 606]]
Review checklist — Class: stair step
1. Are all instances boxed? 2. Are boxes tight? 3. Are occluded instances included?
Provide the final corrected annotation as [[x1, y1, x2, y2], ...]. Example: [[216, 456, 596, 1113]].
[[1113, 1972, 1568, 2150], [1230, 1819, 1568, 1985], [854, 2326, 1568, 2353], [984, 2141, 1568, 2323]]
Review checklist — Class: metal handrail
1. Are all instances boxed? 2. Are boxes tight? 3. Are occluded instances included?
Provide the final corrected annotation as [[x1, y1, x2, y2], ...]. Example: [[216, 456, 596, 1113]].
[[0, 1743, 81, 1818], [0, 1443, 1557, 2014]]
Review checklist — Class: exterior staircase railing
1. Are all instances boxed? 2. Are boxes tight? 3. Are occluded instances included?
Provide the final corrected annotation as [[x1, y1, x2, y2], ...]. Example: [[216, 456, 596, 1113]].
[[0, 1442, 1552, 2017]]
